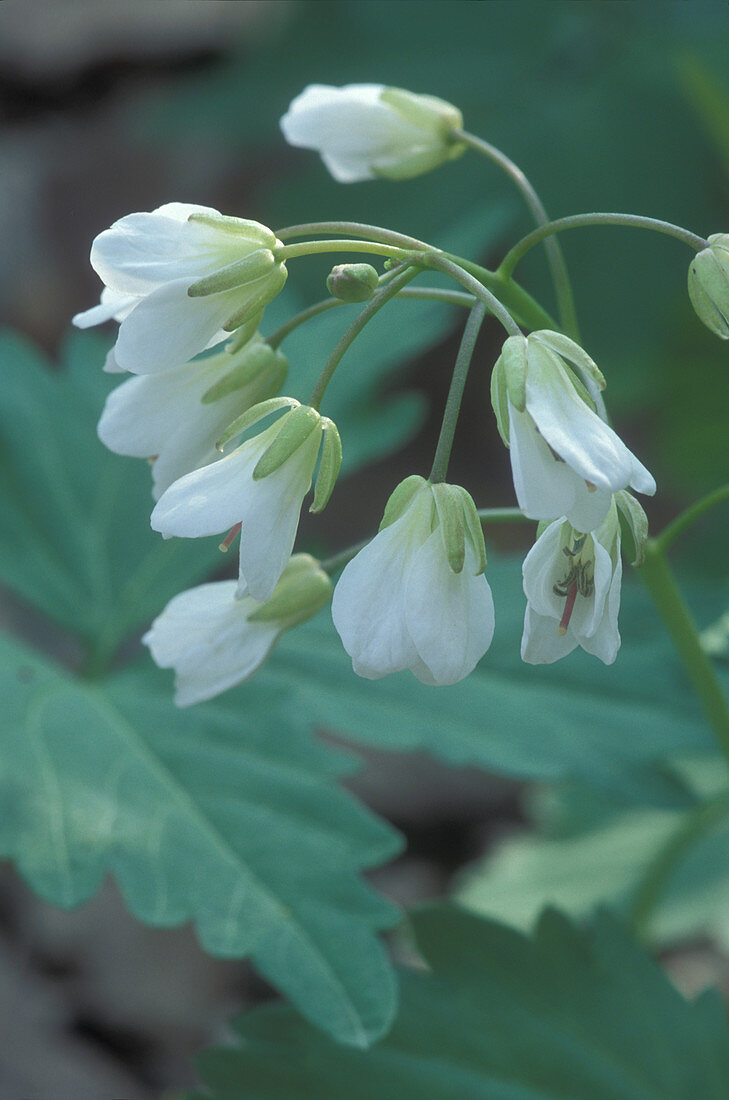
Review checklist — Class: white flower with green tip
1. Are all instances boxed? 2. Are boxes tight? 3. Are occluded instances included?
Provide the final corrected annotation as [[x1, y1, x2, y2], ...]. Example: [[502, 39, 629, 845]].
[[332, 476, 494, 686], [74, 202, 286, 374], [492, 330, 655, 533], [280, 84, 466, 183], [150, 398, 341, 603], [97, 335, 287, 500], [144, 555, 332, 706], [521, 502, 623, 665]]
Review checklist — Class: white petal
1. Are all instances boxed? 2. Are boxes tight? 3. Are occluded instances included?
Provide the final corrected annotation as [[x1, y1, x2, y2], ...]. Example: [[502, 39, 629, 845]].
[[405, 536, 495, 685], [72, 289, 139, 329], [521, 519, 569, 620], [526, 357, 637, 492], [521, 605, 578, 664], [90, 205, 242, 296], [508, 403, 580, 520], [143, 580, 279, 706], [150, 434, 265, 537], [235, 428, 321, 602], [580, 556, 622, 664], [566, 482, 613, 533], [113, 278, 238, 373], [331, 509, 429, 678]]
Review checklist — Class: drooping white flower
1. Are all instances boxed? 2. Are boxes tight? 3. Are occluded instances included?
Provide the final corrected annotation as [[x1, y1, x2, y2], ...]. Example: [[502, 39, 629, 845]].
[[491, 331, 655, 532], [97, 335, 287, 499], [521, 502, 622, 665], [150, 399, 341, 603], [144, 554, 332, 706], [74, 202, 286, 374], [332, 476, 495, 686], [280, 84, 466, 183]]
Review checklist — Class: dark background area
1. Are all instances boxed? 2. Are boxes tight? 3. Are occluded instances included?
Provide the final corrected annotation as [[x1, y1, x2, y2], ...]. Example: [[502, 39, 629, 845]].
[[1, 2, 728, 1095]]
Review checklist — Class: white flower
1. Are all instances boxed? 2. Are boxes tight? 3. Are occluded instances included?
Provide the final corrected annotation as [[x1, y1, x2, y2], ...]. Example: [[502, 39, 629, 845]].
[[688, 233, 729, 339], [97, 335, 287, 499], [150, 401, 341, 603], [521, 503, 622, 665], [143, 555, 332, 706], [332, 476, 495, 686], [74, 202, 286, 374], [492, 331, 655, 532], [280, 83, 466, 183]]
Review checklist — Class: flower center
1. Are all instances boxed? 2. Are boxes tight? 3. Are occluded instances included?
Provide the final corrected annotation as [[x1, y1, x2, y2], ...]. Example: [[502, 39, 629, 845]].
[[552, 533, 595, 636]]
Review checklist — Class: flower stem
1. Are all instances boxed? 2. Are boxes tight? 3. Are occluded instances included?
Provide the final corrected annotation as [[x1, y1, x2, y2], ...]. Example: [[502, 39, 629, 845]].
[[477, 507, 531, 524], [307, 266, 421, 410], [628, 791, 729, 940], [266, 286, 476, 350], [499, 213, 708, 280], [655, 483, 729, 553], [417, 253, 522, 337], [275, 220, 432, 250], [430, 301, 489, 483], [453, 128, 580, 340], [278, 239, 413, 263], [639, 539, 729, 764]]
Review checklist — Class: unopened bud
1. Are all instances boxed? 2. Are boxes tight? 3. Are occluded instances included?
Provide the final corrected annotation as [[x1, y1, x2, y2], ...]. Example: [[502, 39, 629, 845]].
[[326, 263, 380, 302], [689, 234, 729, 340]]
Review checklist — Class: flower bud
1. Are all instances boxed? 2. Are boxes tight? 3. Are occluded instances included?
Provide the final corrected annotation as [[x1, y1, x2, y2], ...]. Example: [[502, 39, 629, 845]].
[[326, 263, 380, 302], [248, 553, 332, 627], [688, 234, 729, 339]]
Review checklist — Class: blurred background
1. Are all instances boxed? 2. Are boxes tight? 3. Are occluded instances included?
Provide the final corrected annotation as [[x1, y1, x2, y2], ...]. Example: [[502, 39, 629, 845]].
[[1, 1, 728, 1095]]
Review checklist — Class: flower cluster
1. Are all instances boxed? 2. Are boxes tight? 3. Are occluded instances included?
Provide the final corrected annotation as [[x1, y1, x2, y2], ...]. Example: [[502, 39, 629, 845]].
[[74, 81, 726, 706]]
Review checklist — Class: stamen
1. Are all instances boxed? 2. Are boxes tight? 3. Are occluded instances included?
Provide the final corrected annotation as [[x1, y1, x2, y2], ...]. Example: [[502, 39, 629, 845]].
[[557, 581, 578, 636], [218, 522, 242, 553]]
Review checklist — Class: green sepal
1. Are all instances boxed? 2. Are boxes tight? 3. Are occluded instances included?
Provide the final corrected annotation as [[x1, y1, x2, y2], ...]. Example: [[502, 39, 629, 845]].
[[536, 519, 553, 539], [253, 405, 321, 481], [500, 334, 528, 413], [457, 486, 488, 574], [223, 311, 264, 355], [223, 265, 288, 332], [431, 483, 466, 573], [187, 212, 277, 249], [310, 418, 342, 514], [188, 250, 276, 298], [202, 343, 287, 404], [247, 554, 332, 626], [615, 490, 649, 567], [561, 363, 598, 413], [490, 358, 510, 447], [379, 475, 428, 531], [216, 396, 298, 452], [531, 330, 606, 392], [380, 87, 463, 135]]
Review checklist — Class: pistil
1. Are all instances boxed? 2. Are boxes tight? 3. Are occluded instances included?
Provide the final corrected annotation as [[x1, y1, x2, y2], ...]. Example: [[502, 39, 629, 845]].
[[558, 581, 578, 635], [219, 522, 242, 552]]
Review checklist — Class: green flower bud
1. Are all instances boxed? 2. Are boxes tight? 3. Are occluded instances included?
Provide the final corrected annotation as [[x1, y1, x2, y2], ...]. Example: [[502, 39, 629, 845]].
[[202, 336, 288, 404], [326, 263, 380, 302], [247, 553, 332, 627], [688, 234, 729, 340]]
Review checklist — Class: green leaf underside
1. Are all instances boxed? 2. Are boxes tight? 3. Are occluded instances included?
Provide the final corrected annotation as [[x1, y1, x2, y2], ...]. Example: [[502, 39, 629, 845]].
[[189, 905, 729, 1100], [458, 761, 729, 949], [0, 329, 219, 653], [0, 630, 402, 1047]]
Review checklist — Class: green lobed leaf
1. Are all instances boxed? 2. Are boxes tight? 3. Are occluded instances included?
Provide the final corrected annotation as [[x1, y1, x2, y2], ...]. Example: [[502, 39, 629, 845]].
[[457, 758, 729, 950], [189, 905, 729, 1099], [0, 629, 402, 1047], [0, 328, 218, 657]]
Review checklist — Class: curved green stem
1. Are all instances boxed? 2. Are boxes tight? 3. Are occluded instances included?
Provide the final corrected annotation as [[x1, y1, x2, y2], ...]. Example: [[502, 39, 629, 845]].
[[640, 539, 729, 764], [267, 287, 476, 350], [499, 213, 708, 280], [454, 128, 580, 340], [629, 791, 729, 940], [655, 483, 729, 553], [275, 220, 432, 250], [308, 266, 420, 410], [278, 239, 413, 263], [430, 301, 489, 483], [418, 253, 522, 337]]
